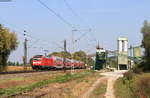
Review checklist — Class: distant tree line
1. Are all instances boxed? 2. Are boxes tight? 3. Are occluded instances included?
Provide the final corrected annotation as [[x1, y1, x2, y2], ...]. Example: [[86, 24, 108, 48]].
[[7, 61, 21, 66], [49, 50, 94, 66]]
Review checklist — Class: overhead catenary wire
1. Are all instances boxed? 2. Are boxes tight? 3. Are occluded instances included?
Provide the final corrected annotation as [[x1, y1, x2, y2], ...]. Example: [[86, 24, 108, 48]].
[[63, 0, 92, 40], [36, 0, 91, 44], [75, 29, 92, 42], [0, 1, 72, 51], [36, 0, 97, 53], [1, 0, 97, 55], [63, 0, 85, 25], [62, 0, 98, 49], [0, 16, 63, 52], [36, 0, 89, 53], [36, 0, 74, 28], [28, 38, 64, 51]]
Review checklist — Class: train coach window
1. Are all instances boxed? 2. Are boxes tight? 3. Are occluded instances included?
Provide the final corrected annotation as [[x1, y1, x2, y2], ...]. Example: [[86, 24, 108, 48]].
[[44, 56, 51, 58], [56, 58, 63, 61]]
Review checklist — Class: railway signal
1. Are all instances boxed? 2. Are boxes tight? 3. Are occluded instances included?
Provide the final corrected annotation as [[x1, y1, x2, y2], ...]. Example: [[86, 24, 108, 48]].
[[23, 30, 27, 70]]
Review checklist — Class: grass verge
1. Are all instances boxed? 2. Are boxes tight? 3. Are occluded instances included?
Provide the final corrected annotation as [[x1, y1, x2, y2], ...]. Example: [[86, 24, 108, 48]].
[[0, 77, 26, 84], [0, 70, 93, 98], [114, 73, 150, 98], [114, 78, 133, 98]]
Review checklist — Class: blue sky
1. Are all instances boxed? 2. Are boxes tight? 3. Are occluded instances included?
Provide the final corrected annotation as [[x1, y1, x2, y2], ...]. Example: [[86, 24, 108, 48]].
[[0, 0, 150, 63]]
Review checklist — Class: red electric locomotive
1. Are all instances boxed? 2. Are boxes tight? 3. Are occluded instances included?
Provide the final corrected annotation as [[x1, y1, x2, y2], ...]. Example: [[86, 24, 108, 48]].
[[31, 55, 85, 70]]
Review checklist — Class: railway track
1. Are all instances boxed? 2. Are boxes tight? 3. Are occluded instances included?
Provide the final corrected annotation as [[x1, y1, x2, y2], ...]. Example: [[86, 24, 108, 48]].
[[0, 69, 58, 75], [0, 68, 84, 75], [0, 70, 37, 75]]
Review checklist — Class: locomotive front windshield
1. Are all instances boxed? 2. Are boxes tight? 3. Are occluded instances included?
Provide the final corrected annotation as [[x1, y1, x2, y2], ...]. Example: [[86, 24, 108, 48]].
[[32, 55, 43, 61], [33, 58, 41, 61]]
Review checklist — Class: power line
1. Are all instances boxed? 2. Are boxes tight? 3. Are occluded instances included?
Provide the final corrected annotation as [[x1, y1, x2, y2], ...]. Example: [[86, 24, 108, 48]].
[[1, 1, 97, 55], [36, 0, 86, 52], [36, 0, 97, 51], [75, 29, 91, 42], [63, 0, 84, 23], [62, 0, 98, 46], [36, 0, 74, 27], [0, 16, 63, 52], [36, 0, 92, 44], [63, 0, 92, 41]]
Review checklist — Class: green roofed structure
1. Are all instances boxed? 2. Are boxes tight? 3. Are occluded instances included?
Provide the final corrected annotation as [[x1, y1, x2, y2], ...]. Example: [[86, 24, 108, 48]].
[[94, 45, 106, 70]]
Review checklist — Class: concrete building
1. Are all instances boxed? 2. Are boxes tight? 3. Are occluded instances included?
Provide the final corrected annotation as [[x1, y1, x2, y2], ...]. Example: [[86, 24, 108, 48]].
[[117, 37, 128, 70]]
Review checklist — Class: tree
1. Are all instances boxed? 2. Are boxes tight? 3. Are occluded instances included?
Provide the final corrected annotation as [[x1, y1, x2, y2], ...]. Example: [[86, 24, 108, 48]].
[[49, 51, 71, 59], [60, 51, 71, 59], [0, 24, 18, 70], [87, 57, 95, 66], [16, 61, 19, 66], [49, 52, 62, 57], [141, 20, 150, 71], [73, 51, 87, 63], [107, 56, 117, 68]]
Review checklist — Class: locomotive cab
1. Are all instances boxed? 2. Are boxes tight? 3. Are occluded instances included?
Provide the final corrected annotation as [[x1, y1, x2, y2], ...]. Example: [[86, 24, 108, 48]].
[[32, 55, 44, 69]]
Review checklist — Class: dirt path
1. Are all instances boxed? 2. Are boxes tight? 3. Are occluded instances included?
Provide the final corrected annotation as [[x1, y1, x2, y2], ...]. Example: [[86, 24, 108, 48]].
[[104, 77, 118, 98], [101, 70, 127, 98], [81, 77, 107, 98], [81, 70, 126, 98]]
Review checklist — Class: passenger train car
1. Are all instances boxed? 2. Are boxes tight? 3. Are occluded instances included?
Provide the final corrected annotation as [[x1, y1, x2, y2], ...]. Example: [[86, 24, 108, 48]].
[[31, 55, 85, 70]]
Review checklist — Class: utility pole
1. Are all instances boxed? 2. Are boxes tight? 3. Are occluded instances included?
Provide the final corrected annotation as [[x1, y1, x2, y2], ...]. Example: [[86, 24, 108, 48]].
[[23, 30, 27, 70], [71, 29, 77, 74], [63, 40, 67, 72]]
